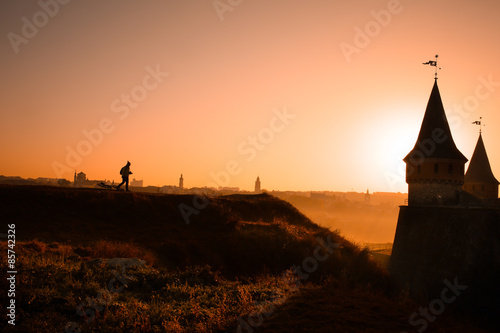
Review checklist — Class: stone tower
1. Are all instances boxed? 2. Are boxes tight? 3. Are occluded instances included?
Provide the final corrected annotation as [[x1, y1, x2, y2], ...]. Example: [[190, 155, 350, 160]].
[[179, 174, 184, 189], [254, 176, 261, 193], [463, 133, 499, 200], [403, 79, 467, 206], [390, 79, 500, 321]]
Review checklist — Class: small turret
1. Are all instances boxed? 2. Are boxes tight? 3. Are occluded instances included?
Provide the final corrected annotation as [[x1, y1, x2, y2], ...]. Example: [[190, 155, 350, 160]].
[[463, 133, 499, 200]]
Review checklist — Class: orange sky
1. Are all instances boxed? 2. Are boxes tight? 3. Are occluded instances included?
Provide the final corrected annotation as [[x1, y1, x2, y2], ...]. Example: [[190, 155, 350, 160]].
[[1, 0, 500, 192]]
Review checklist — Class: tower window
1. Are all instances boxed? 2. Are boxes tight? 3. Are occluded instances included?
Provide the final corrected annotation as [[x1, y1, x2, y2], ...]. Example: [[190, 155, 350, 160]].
[[434, 163, 439, 174], [417, 165, 421, 174], [448, 164, 453, 175]]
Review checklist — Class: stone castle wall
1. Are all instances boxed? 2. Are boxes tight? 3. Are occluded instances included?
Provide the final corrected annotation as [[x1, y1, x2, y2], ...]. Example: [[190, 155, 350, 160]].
[[389, 205, 500, 315], [407, 183, 462, 206]]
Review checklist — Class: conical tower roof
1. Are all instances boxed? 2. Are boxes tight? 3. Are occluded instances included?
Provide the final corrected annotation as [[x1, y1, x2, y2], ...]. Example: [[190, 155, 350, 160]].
[[465, 133, 499, 184], [404, 80, 467, 162]]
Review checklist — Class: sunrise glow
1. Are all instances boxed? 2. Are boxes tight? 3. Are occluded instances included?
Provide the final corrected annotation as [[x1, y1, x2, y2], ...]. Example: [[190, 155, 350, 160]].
[[2, 0, 500, 192]]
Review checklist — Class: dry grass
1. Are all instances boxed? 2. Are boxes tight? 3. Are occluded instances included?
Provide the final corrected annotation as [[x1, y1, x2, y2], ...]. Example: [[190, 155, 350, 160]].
[[0, 241, 299, 333], [84, 240, 158, 266], [0, 186, 492, 332]]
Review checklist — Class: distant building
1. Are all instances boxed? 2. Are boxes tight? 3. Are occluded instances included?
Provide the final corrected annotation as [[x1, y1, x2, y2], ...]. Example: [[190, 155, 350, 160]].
[[35, 177, 60, 186], [159, 185, 180, 194], [73, 171, 109, 188], [190, 187, 216, 196], [219, 187, 239, 192], [309, 191, 332, 208], [144, 186, 160, 193], [179, 174, 184, 189], [130, 178, 144, 187], [219, 187, 240, 195], [255, 176, 261, 193], [364, 189, 371, 204], [73, 171, 87, 188], [310, 192, 329, 200]]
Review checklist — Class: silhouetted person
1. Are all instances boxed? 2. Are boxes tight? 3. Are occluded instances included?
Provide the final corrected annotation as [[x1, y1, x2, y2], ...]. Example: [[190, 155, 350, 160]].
[[116, 161, 132, 191]]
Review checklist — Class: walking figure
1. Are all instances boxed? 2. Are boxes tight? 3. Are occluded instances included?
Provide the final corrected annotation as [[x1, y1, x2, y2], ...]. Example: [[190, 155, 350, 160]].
[[116, 161, 132, 191]]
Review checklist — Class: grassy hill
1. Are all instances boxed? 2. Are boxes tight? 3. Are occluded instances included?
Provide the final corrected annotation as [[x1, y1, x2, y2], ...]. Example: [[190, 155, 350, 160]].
[[0, 185, 490, 332], [0, 185, 355, 277]]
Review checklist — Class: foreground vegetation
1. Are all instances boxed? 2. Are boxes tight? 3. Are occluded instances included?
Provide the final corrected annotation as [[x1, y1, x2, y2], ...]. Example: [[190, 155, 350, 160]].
[[0, 223, 385, 333], [0, 240, 300, 332], [0, 186, 492, 332]]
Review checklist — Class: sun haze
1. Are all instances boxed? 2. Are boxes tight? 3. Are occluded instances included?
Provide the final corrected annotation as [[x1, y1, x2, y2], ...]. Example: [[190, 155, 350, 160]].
[[1, 0, 500, 192]]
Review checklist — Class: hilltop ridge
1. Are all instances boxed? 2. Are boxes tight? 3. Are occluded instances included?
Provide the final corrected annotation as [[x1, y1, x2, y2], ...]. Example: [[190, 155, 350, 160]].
[[0, 185, 336, 276], [0, 185, 489, 332]]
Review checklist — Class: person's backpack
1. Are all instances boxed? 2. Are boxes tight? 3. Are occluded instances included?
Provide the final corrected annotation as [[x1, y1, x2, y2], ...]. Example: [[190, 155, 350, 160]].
[[120, 167, 125, 176]]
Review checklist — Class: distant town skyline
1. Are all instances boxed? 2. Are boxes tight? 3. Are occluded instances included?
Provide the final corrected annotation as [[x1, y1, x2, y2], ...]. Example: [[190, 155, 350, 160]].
[[0, 173, 400, 197], [2, 1, 500, 192]]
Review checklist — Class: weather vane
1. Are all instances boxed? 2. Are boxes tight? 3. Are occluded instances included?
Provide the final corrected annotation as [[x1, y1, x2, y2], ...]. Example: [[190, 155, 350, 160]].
[[472, 117, 484, 134], [423, 54, 441, 79]]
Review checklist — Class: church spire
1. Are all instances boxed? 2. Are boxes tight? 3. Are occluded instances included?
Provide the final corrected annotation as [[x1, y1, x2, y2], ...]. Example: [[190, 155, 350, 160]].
[[254, 176, 261, 193]]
